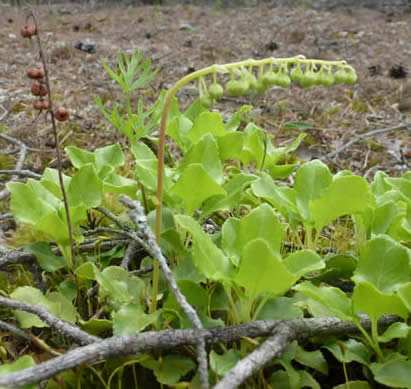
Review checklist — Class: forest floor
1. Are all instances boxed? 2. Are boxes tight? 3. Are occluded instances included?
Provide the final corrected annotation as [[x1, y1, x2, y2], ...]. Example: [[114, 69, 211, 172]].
[[0, 1, 410, 179]]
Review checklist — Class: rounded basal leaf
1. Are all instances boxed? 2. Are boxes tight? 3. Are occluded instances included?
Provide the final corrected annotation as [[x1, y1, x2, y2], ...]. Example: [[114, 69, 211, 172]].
[[208, 83, 224, 99], [225, 79, 249, 96], [171, 163, 226, 215], [371, 359, 411, 388], [0, 355, 36, 389], [210, 350, 241, 376], [234, 238, 297, 299], [352, 235, 409, 294]]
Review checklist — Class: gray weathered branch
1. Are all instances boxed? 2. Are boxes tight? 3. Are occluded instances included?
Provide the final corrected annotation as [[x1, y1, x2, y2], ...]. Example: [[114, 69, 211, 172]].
[[0, 315, 399, 388]]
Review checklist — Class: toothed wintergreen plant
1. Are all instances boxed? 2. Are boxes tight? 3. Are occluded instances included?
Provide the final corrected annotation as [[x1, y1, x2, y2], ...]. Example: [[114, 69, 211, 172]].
[[151, 54, 357, 312]]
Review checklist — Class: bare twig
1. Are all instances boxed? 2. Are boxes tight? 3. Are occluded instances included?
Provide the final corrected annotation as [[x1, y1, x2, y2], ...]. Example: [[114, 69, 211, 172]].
[[119, 195, 209, 389], [322, 122, 411, 160], [0, 133, 28, 201], [0, 315, 399, 389], [94, 206, 130, 230], [0, 239, 130, 268], [0, 169, 42, 179], [121, 240, 141, 268], [0, 296, 99, 345], [26, 9, 76, 268]]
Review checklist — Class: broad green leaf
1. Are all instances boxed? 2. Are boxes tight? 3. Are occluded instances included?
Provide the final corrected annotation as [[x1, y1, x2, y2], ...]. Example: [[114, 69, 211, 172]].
[[141, 355, 195, 385], [65, 146, 95, 169], [173, 257, 206, 283], [323, 339, 371, 365], [8, 180, 59, 226], [184, 98, 207, 123], [75, 262, 96, 280], [251, 172, 297, 218], [278, 341, 305, 389], [268, 163, 298, 179], [284, 250, 324, 279], [385, 177, 411, 200], [294, 160, 332, 222], [0, 355, 36, 389], [25, 242, 65, 272], [175, 215, 233, 281], [46, 292, 76, 323], [210, 349, 241, 376], [164, 280, 208, 310], [40, 168, 71, 198], [113, 304, 158, 335], [379, 322, 410, 343], [10, 287, 51, 328], [372, 201, 398, 234], [209, 284, 230, 311], [310, 175, 375, 231], [295, 347, 328, 375], [131, 142, 159, 192], [171, 164, 226, 215], [234, 239, 297, 299], [166, 115, 193, 152], [217, 131, 244, 161], [309, 253, 357, 283], [371, 359, 411, 388], [103, 172, 137, 197], [269, 370, 292, 389], [58, 280, 77, 301], [95, 266, 145, 310], [265, 133, 306, 166], [80, 318, 112, 336], [239, 123, 266, 167], [67, 164, 103, 208], [298, 371, 321, 389], [371, 171, 392, 196], [224, 105, 252, 132], [186, 111, 225, 144], [202, 173, 257, 218], [352, 235, 409, 294], [179, 134, 224, 183], [352, 281, 408, 322], [256, 296, 303, 320], [222, 204, 284, 266], [221, 217, 242, 266], [95, 143, 124, 172], [294, 282, 354, 322], [398, 282, 411, 310]]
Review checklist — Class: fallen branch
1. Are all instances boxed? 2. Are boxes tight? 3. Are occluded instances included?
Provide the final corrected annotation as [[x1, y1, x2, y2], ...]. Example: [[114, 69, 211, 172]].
[[0, 133, 28, 201], [0, 239, 130, 268], [0, 315, 399, 389], [322, 122, 411, 160], [0, 169, 42, 179], [119, 195, 210, 389], [0, 296, 99, 346]]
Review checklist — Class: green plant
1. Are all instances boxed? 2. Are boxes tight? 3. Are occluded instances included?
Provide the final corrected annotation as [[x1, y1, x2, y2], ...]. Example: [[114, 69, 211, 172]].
[[1, 41, 410, 389]]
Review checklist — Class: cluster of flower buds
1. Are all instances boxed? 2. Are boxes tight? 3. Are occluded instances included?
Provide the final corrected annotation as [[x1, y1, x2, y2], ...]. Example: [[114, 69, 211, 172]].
[[198, 57, 358, 108], [21, 22, 69, 121]]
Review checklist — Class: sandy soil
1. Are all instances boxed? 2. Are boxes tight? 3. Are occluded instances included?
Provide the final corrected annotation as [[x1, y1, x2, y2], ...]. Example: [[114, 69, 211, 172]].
[[0, 2, 410, 176]]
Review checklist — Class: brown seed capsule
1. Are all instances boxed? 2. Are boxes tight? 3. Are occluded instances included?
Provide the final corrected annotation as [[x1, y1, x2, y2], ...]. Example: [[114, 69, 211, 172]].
[[33, 99, 49, 111], [54, 106, 70, 121], [27, 67, 45, 80], [31, 82, 48, 97], [20, 24, 37, 38]]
